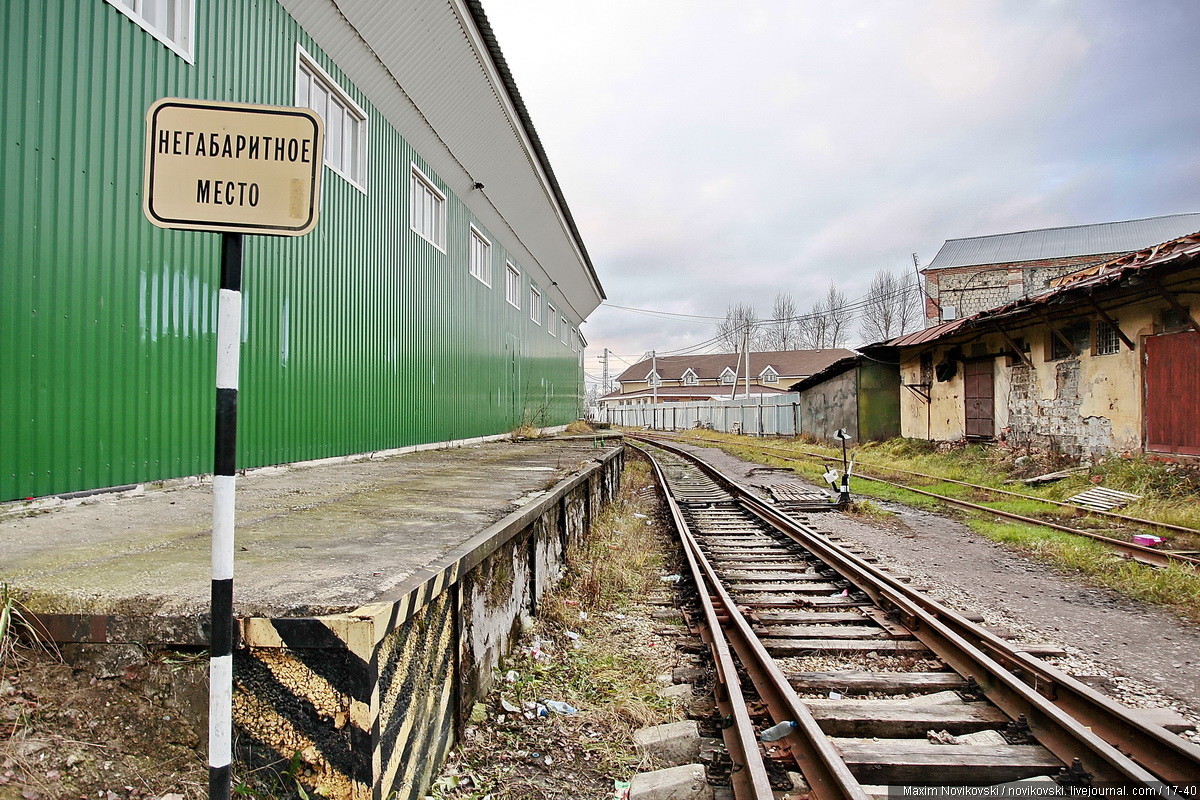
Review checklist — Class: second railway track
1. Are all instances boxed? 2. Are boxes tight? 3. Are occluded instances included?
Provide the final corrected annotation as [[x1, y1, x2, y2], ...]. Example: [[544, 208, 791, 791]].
[[632, 435, 1200, 799]]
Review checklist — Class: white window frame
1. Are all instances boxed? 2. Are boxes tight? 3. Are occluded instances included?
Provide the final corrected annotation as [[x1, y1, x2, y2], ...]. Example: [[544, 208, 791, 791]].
[[468, 225, 491, 287], [530, 286, 542, 324], [720, 367, 737, 385], [682, 368, 699, 386], [410, 165, 447, 251], [505, 262, 521, 309], [647, 370, 661, 387], [106, 0, 195, 63], [561, 317, 569, 345], [1095, 318, 1121, 356], [760, 366, 779, 383], [547, 304, 557, 337], [296, 46, 368, 192]]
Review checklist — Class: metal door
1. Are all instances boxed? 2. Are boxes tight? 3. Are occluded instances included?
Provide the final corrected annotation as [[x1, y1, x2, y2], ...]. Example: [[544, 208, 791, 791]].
[[505, 334, 522, 426], [963, 359, 995, 439], [1145, 331, 1200, 455]]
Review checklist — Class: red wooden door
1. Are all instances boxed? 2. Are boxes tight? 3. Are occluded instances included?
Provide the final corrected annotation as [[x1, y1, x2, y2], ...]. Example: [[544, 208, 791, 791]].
[[964, 359, 995, 439], [1145, 331, 1200, 455]]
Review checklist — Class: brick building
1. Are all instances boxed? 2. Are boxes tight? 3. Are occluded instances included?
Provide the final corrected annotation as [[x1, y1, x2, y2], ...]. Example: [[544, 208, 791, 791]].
[[921, 213, 1200, 326], [896, 231, 1200, 458]]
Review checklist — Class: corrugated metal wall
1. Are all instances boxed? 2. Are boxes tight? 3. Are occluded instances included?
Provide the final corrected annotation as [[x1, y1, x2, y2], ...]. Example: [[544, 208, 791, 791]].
[[1, 0, 585, 501]]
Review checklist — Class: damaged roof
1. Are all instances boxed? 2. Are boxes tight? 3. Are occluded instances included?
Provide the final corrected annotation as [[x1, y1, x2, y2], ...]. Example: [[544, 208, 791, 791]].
[[894, 230, 1200, 348]]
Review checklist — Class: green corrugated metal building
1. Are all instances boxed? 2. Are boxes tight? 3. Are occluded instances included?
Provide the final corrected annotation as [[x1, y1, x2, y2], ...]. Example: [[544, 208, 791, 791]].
[[1, 0, 605, 502]]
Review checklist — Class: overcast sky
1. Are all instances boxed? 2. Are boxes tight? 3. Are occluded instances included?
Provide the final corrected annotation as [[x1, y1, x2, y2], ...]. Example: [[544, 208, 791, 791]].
[[482, 1, 1200, 388]]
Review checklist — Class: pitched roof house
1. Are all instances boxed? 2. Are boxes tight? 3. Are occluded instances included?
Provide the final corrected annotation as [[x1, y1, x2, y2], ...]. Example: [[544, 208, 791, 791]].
[[600, 349, 853, 407]]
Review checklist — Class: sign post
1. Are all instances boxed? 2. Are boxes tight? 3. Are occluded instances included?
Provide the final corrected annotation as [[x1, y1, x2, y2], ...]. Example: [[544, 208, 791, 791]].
[[144, 97, 323, 800]]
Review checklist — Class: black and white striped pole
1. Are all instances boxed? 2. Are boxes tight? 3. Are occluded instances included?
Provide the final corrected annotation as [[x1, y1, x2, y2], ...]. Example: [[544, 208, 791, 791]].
[[142, 97, 323, 800], [210, 232, 242, 800]]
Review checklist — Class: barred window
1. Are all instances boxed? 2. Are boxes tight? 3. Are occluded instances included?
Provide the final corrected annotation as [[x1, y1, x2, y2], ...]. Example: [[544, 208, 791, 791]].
[[1095, 319, 1121, 355]]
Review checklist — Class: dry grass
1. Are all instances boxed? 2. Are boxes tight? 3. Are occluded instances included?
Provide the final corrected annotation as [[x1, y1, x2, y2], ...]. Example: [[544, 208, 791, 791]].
[[429, 459, 689, 800], [510, 422, 542, 440]]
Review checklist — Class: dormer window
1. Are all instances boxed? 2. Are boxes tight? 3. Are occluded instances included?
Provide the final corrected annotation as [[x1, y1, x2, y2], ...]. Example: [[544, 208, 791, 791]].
[[720, 367, 736, 385], [682, 368, 699, 386], [647, 371, 662, 387], [760, 366, 779, 383]]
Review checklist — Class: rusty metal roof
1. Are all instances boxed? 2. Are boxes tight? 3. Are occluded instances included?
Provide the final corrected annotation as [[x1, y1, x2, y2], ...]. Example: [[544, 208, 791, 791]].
[[888, 317, 973, 347], [925, 213, 1200, 271]]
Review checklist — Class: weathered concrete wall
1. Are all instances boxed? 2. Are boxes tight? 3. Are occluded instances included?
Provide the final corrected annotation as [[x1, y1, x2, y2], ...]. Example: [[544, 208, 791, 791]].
[[229, 444, 624, 800], [1004, 304, 1154, 456], [899, 349, 970, 441], [799, 370, 858, 441]]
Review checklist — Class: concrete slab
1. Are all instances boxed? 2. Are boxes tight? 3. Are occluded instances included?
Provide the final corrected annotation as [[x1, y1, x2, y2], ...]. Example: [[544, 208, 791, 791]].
[[0, 437, 622, 620], [633, 720, 702, 765], [629, 764, 713, 800]]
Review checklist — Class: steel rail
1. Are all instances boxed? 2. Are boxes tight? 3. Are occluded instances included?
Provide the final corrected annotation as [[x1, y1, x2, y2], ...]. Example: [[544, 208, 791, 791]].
[[639, 444, 776, 799], [646, 433, 1200, 571], [633, 435, 1200, 789], [849, 470, 1200, 570], [731, 438, 1200, 540], [637, 442, 869, 800]]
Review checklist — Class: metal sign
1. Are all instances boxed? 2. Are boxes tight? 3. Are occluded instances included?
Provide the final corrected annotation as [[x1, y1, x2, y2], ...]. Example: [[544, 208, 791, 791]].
[[143, 97, 323, 236]]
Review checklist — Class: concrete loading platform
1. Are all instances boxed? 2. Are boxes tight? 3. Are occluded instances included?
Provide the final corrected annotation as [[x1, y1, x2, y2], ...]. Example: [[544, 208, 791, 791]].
[[0, 435, 625, 800]]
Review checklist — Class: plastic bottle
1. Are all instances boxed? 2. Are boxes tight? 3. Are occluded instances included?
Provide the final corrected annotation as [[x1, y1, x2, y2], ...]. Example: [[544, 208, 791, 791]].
[[760, 720, 798, 741]]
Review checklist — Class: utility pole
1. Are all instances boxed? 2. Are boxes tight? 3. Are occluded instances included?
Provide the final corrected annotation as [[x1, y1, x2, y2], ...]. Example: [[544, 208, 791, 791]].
[[651, 349, 658, 405], [601, 348, 609, 396], [914, 251, 939, 327], [731, 340, 742, 401], [743, 321, 751, 401]]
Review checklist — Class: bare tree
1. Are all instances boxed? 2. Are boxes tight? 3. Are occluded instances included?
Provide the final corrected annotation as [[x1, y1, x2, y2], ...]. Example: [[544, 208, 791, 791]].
[[859, 268, 921, 343], [717, 302, 761, 351], [762, 292, 800, 351], [799, 283, 850, 348], [824, 283, 851, 348]]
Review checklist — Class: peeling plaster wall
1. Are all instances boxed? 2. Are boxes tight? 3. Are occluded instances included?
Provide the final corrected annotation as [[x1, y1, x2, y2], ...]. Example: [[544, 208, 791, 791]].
[[898, 354, 931, 440], [900, 291, 1198, 456]]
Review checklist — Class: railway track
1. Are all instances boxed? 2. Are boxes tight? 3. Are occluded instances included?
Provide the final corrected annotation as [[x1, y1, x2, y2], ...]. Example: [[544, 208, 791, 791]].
[[639, 431, 1200, 572], [631, 435, 1200, 799]]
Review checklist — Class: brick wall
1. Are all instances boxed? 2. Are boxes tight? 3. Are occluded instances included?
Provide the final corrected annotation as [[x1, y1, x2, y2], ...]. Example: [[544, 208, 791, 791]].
[[1007, 360, 1115, 458], [924, 253, 1124, 324]]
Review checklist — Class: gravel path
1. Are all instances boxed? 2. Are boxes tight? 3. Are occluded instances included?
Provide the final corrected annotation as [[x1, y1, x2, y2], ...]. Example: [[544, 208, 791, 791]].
[[663, 438, 1200, 731]]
